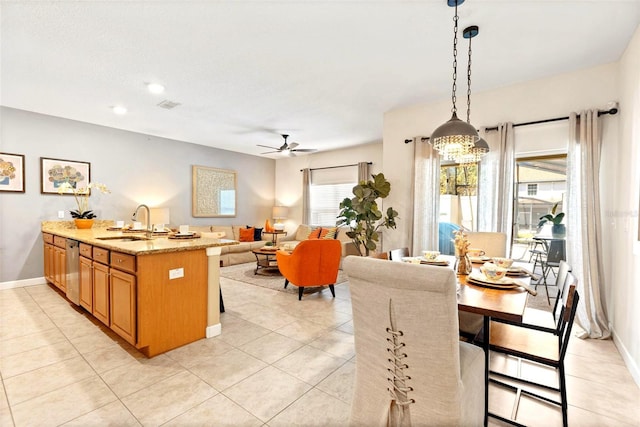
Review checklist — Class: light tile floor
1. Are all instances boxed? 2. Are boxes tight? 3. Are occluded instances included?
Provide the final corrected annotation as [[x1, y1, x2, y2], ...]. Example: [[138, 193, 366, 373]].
[[1, 269, 638, 426]]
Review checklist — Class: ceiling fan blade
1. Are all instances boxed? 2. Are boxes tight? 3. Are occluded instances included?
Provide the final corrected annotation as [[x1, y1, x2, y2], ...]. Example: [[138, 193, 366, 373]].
[[260, 150, 280, 154], [288, 142, 299, 150], [291, 148, 317, 153], [257, 144, 281, 150]]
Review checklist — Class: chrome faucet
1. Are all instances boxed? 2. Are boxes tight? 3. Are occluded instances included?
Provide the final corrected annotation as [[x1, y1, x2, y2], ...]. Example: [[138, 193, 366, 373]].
[[132, 204, 153, 238]]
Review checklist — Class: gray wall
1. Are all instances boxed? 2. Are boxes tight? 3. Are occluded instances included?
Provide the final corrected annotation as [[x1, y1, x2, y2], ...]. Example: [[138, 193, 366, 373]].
[[0, 107, 275, 282]]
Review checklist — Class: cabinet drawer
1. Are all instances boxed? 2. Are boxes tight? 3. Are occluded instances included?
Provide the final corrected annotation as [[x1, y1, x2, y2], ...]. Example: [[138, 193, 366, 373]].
[[79, 243, 93, 259], [93, 247, 110, 264], [43, 233, 54, 244], [111, 252, 136, 273], [54, 236, 66, 248]]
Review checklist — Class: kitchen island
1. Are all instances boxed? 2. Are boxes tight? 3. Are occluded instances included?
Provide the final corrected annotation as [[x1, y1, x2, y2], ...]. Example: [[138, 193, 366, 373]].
[[41, 221, 238, 357]]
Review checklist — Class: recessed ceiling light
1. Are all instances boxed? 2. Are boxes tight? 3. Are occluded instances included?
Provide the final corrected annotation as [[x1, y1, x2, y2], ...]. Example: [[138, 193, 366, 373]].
[[112, 106, 127, 115], [147, 83, 165, 94]]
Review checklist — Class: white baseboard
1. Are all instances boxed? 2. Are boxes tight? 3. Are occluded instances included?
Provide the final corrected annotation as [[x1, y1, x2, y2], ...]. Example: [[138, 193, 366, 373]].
[[206, 323, 221, 338], [0, 277, 47, 291], [612, 326, 640, 388]]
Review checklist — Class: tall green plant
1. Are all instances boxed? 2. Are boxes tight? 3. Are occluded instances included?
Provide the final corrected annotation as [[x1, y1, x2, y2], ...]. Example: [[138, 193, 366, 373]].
[[336, 173, 399, 256]]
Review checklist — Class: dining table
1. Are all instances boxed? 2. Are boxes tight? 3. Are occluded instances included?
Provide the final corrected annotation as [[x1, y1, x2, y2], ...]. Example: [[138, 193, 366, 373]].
[[433, 255, 532, 426]]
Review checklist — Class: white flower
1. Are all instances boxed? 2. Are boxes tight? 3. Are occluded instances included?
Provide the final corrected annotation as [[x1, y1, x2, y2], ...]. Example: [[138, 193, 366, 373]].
[[57, 182, 110, 219]]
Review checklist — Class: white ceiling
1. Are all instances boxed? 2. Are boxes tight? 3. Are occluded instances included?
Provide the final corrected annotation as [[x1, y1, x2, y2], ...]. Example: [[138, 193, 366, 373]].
[[1, 1, 639, 157]]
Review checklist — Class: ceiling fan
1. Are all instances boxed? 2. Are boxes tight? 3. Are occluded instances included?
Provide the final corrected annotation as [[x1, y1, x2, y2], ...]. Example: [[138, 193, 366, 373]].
[[258, 134, 317, 156]]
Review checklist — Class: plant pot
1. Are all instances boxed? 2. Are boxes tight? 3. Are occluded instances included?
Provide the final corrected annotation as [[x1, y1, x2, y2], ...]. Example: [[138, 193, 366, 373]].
[[552, 224, 566, 238], [74, 219, 95, 229]]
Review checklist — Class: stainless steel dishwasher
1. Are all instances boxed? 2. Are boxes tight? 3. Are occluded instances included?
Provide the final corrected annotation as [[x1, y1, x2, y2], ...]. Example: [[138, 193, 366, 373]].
[[66, 239, 80, 305]]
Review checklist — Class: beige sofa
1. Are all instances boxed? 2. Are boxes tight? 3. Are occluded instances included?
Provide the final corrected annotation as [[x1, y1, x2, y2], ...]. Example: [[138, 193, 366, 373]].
[[189, 224, 356, 267]]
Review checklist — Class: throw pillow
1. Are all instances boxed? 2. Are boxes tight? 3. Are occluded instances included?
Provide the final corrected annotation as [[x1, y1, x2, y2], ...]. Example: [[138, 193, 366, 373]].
[[322, 227, 338, 239], [307, 227, 322, 239], [253, 227, 263, 241], [247, 225, 263, 241], [239, 227, 255, 242], [295, 224, 314, 241]]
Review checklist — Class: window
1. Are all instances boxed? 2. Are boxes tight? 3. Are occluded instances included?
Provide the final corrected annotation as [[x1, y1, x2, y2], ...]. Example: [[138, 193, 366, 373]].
[[309, 166, 358, 226], [514, 155, 566, 241], [439, 162, 478, 231], [310, 183, 355, 226]]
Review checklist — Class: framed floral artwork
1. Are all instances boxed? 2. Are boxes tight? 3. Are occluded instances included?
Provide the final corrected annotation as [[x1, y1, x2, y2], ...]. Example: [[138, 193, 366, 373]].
[[41, 157, 91, 194], [0, 152, 25, 193]]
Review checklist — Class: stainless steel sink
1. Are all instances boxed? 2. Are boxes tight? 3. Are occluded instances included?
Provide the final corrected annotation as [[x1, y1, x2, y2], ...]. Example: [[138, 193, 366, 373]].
[[96, 236, 149, 242]]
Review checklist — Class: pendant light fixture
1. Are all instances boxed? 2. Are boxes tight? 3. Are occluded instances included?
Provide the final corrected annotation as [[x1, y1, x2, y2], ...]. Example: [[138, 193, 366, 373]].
[[430, 0, 479, 160], [455, 24, 489, 164]]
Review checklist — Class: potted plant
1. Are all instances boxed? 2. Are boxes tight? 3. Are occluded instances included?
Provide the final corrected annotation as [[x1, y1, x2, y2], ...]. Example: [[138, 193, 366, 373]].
[[336, 173, 399, 256], [57, 181, 110, 229], [538, 202, 565, 238]]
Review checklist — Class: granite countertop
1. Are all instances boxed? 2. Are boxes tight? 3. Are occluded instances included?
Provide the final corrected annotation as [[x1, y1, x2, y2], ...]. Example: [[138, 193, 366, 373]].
[[41, 221, 239, 255]]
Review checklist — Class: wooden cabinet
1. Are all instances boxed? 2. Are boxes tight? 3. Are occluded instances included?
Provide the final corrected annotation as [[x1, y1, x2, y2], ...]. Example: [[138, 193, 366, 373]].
[[41, 230, 213, 357], [45, 235, 67, 292], [92, 261, 110, 326], [110, 268, 136, 345], [79, 255, 93, 311], [43, 233, 55, 284]]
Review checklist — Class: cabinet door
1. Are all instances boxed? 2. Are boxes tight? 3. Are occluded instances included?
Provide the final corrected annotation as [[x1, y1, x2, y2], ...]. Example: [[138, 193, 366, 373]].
[[53, 246, 66, 292], [79, 256, 93, 311], [93, 262, 110, 326], [44, 243, 54, 283], [110, 269, 136, 345]]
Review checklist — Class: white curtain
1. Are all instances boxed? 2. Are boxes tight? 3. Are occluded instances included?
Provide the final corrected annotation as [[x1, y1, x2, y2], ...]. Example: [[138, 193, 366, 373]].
[[358, 161, 369, 183], [567, 111, 610, 339], [411, 138, 440, 256], [302, 168, 311, 224], [477, 123, 515, 255]]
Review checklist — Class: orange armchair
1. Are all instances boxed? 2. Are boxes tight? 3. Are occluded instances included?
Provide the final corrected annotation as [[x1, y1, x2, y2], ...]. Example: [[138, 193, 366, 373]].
[[276, 239, 342, 300]]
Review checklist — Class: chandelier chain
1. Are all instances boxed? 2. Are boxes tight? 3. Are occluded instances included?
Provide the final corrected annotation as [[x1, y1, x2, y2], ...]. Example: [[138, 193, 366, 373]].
[[467, 33, 472, 123], [451, 3, 459, 114]]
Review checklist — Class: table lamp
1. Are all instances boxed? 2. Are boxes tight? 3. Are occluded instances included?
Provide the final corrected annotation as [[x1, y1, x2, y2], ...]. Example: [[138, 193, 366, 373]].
[[150, 207, 170, 232], [272, 206, 288, 231]]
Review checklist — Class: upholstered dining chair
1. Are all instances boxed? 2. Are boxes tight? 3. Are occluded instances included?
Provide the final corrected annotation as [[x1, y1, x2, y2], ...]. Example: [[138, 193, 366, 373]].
[[388, 247, 410, 261], [276, 239, 341, 300], [484, 273, 579, 427], [344, 256, 485, 426], [465, 232, 508, 257], [458, 232, 508, 339]]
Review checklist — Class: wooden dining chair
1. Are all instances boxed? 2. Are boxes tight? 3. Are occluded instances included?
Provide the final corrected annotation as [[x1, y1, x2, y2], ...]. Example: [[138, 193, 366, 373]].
[[522, 260, 571, 328], [484, 273, 579, 427]]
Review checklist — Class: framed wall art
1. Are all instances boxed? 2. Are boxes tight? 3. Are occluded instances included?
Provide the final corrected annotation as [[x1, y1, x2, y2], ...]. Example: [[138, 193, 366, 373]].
[[0, 152, 25, 193], [41, 157, 91, 194], [192, 165, 237, 217]]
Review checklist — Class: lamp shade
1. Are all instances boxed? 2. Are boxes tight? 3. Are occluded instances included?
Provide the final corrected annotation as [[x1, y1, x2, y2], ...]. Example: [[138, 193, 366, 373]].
[[455, 137, 489, 164], [149, 207, 170, 225], [430, 112, 479, 157], [272, 206, 289, 220]]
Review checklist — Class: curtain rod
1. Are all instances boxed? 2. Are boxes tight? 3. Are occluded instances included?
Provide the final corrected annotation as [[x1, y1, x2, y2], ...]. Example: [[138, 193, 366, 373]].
[[300, 162, 372, 172], [404, 104, 619, 143], [483, 105, 618, 132]]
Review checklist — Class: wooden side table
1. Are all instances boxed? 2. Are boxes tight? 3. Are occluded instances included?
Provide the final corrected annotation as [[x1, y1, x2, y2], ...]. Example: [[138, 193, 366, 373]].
[[262, 230, 287, 245]]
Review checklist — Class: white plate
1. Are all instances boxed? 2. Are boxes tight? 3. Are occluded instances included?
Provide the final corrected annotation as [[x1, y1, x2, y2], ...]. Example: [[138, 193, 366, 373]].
[[468, 272, 515, 285], [417, 256, 450, 266], [175, 232, 195, 237], [470, 256, 491, 263]]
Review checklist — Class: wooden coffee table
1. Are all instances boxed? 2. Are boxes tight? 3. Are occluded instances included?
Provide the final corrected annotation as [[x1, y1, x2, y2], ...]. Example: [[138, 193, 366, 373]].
[[252, 248, 280, 275]]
